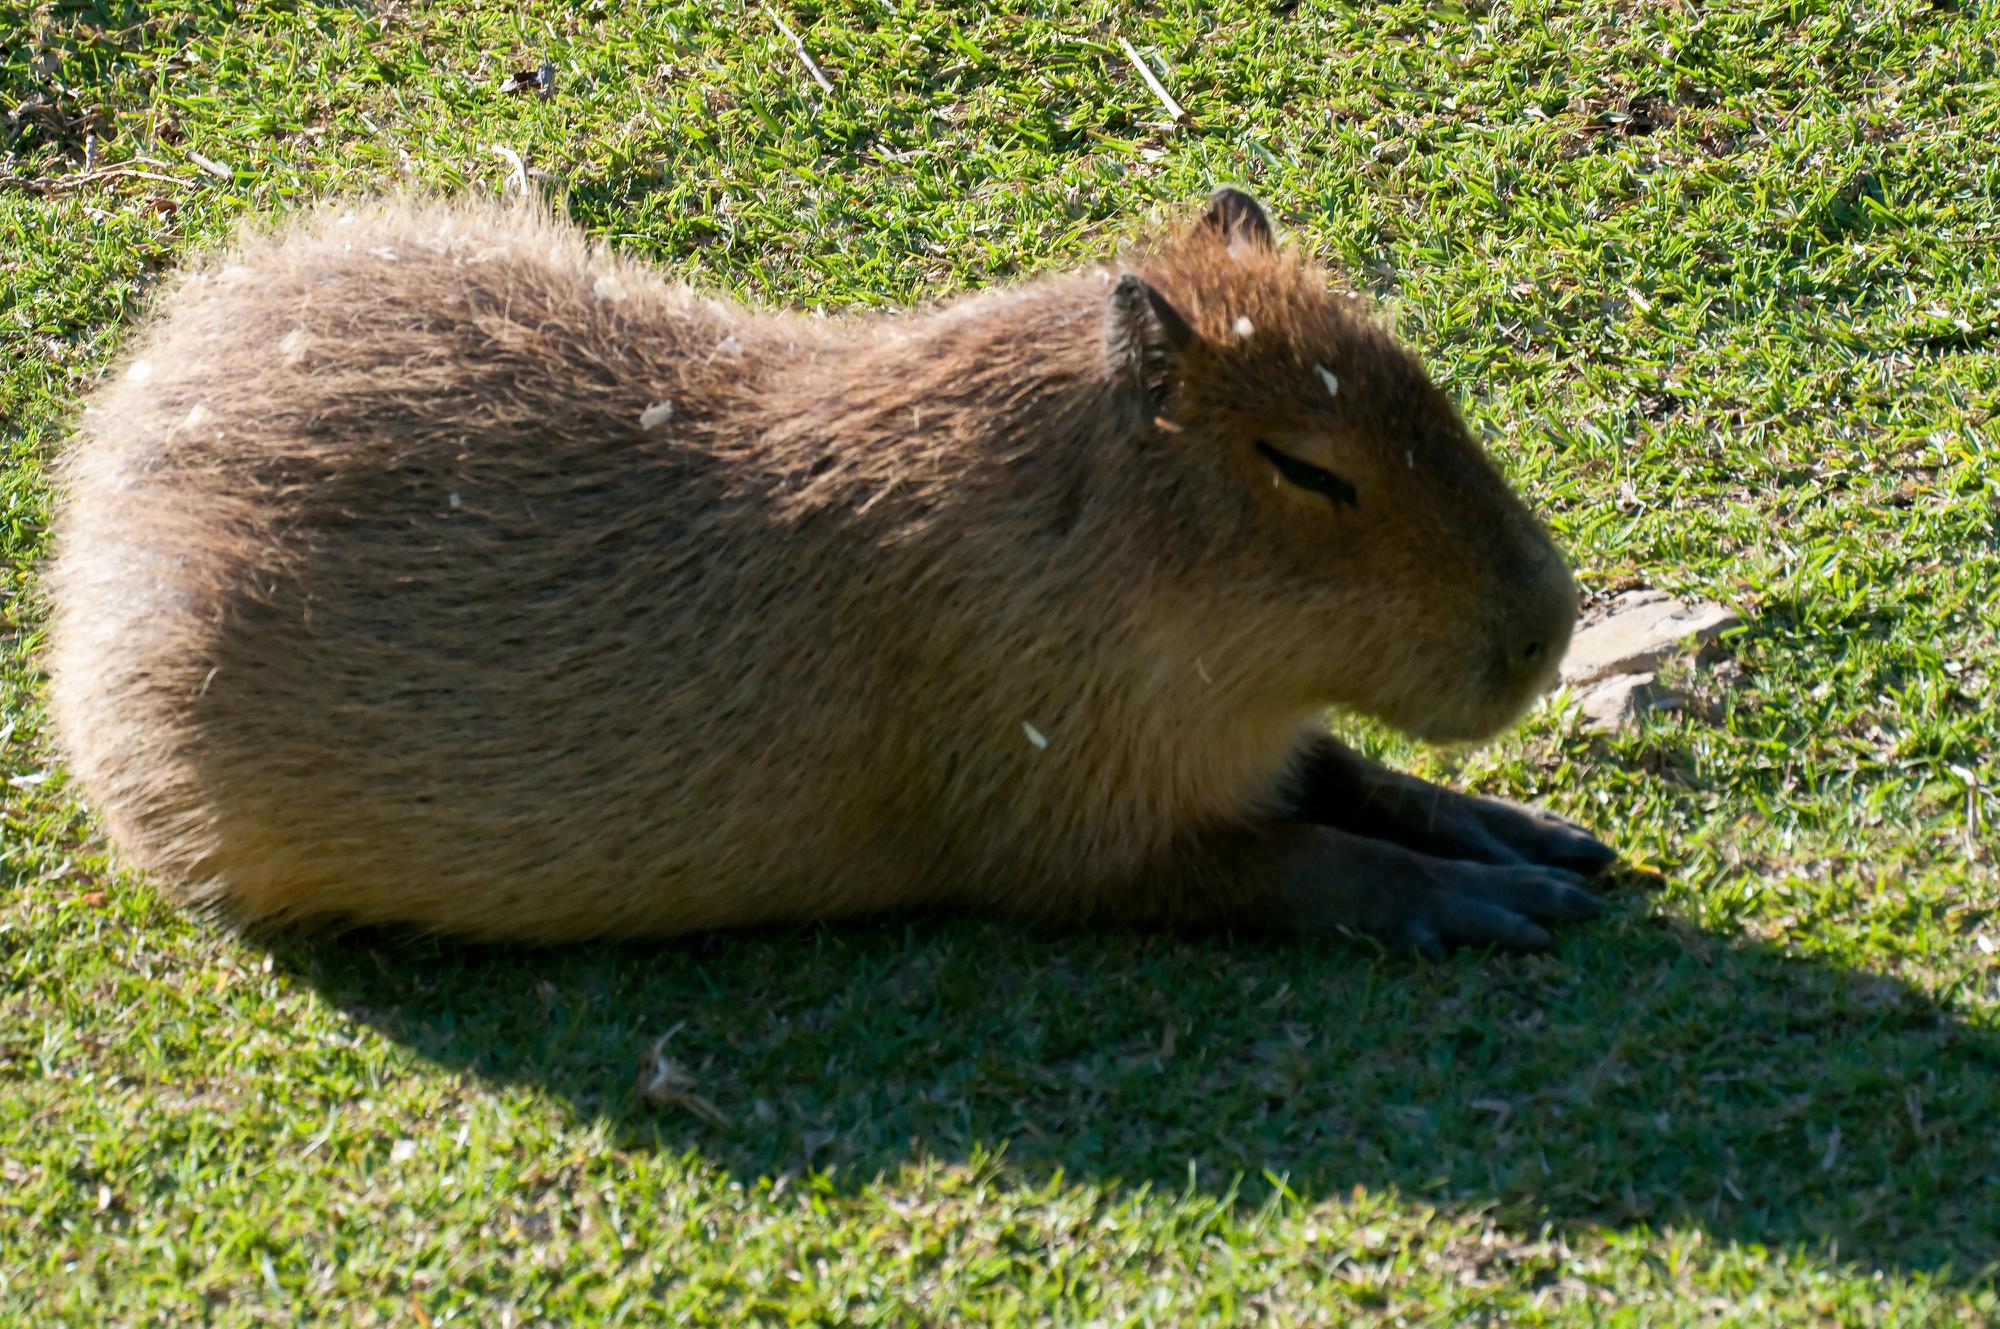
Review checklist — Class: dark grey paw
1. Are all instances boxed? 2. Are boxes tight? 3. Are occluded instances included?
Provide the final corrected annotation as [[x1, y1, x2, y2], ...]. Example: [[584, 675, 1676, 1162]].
[[1474, 798, 1619, 876], [1276, 822, 1607, 956], [1380, 861, 1602, 958]]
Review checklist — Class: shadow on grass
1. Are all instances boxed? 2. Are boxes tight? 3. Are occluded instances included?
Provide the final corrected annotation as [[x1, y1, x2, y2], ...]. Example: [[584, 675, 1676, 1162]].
[[273, 896, 2000, 1284]]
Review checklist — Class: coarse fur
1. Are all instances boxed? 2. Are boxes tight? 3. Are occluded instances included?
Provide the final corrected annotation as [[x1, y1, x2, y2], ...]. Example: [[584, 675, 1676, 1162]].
[[44, 190, 1603, 944]]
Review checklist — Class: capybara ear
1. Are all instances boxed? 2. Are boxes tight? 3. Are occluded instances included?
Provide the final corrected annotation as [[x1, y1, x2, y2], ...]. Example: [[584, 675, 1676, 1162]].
[[1200, 187, 1276, 254], [1103, 272, 1195, 404]]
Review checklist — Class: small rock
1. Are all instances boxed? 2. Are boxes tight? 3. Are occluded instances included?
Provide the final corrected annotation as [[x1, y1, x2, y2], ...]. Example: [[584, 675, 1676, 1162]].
[[1573, 672, 1661, 731], [1557, 589, 1746, 732], [1561, 590, 1739, 688]]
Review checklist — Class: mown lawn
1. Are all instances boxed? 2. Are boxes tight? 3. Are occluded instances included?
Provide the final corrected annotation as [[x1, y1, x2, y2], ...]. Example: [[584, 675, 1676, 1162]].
[[4, 0, 1998, 1323]]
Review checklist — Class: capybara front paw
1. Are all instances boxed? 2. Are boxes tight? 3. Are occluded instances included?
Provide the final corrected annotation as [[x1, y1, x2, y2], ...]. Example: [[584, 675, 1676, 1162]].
[[1363, 859, 1602, 959], [1464, 797, 1619, 876]]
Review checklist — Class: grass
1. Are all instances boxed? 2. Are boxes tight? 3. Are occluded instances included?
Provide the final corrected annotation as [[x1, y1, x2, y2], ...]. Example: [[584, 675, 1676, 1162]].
[[4, 0, 1998, 1322]]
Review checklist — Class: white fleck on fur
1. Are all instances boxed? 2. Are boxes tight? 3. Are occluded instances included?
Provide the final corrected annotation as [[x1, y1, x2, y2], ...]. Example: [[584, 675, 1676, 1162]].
[[448, 491, 462, 509], [1022, 721, 1049, 750], [1315, 364, 1340, 398], [1233, 315, 1255, 340], [125, 361, 153, 384], [717, 335, 744, 358], [593, 274, 629, 302], [1406, 449, 1416, 470], [640, 401, 675, 430], [279, 330, 310, 363]]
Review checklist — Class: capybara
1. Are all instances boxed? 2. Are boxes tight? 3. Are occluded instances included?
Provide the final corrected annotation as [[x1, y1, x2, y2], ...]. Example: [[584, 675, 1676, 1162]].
[[44, 189, 1615, 952]]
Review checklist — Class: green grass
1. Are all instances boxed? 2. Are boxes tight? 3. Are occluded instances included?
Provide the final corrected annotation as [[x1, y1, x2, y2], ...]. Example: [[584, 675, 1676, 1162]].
[[5, 0, 1999, 1322]]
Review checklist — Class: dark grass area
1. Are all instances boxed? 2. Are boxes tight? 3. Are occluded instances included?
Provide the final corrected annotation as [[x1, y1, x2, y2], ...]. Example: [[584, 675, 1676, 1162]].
[[285, 914, 2000, 1272]]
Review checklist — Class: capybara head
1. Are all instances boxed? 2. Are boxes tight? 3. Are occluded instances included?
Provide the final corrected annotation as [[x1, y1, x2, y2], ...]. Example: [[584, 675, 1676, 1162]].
[[1108, 190, 1576, 743]]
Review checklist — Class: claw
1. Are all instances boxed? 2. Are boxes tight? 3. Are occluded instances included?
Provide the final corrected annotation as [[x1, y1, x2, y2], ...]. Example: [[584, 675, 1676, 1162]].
[[1504, 916, 1552, 950], [1543, 833, 1619, 876], [1553, 882, 1603, 920]]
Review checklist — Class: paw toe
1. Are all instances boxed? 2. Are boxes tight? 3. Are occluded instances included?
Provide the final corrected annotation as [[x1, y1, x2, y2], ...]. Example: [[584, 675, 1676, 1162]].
[[1537, 829, 1619, 875]]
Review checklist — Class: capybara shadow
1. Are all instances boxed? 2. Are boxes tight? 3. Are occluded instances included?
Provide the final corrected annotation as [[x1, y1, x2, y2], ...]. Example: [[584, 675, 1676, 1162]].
[[274, 910, 2000, 1283]]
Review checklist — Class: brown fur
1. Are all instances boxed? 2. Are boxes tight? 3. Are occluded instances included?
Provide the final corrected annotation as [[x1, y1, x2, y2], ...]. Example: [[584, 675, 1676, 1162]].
[[44, 192, 1579, 942]]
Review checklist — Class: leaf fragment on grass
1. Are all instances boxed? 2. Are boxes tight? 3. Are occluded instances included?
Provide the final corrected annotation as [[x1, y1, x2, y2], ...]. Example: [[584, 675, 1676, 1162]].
[[499, 63, 555, 97], [637, 1026, 728, 1125]]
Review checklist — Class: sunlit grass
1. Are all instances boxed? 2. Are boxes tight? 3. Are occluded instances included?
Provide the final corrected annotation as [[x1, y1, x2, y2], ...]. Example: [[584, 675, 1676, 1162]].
[[4, 1, 1997, 1322]]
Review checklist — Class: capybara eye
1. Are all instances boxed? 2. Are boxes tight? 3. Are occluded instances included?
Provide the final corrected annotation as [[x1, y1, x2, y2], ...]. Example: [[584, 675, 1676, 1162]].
[[1254, 440, 1357, 509]]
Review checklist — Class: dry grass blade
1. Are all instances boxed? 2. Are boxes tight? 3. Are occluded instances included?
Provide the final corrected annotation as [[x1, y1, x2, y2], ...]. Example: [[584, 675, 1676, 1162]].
[[4, 164, 198, 196], [489, 144, 529, 195], [767, 7, 836, 94], [1116, 37, 1188, 126], [185, 149, 232, 180]]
